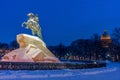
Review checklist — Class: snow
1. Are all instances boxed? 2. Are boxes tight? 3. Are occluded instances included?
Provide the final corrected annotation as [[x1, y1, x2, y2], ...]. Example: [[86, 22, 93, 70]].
[[17, 34, 44, 44], [0, 62, 119, 80], [17, 34, 46, 47]]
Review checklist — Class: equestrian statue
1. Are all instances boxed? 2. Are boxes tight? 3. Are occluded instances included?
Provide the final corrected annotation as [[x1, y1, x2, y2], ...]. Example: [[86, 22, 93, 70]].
[[22, 13, 43, 40]]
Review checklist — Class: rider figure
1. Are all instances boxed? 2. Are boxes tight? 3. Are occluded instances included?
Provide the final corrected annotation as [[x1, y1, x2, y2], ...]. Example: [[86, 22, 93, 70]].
[[27, 13, 39, 24]]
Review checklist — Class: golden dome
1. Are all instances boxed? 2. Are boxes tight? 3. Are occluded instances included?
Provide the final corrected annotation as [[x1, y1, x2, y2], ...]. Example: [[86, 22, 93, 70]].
[[100, 29, 111, 40]]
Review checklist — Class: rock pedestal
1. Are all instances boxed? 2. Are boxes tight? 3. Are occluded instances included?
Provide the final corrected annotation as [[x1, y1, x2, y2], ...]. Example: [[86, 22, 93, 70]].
[[2, 34, 59, 62]]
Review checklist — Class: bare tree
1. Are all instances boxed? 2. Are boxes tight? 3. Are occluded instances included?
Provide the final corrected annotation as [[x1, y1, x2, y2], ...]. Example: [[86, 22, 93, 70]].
[[112, 27, 120, 45]]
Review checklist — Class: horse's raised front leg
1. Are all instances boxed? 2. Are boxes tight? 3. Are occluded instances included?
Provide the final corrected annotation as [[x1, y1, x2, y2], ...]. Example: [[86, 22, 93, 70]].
[[22, 22, 26, 27], [22, 22, 29, 29]]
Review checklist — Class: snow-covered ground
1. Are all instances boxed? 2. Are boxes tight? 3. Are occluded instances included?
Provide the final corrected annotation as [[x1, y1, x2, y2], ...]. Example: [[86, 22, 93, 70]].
[[0, 62, 119, 80]]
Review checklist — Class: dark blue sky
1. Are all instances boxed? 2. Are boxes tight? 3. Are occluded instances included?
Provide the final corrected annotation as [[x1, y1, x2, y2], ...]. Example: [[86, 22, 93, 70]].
[[0, 0, 120, 46]]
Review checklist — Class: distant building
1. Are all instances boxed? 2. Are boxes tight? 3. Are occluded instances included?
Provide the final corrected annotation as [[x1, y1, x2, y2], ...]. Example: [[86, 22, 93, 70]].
[[100, 29, 113, 60], [100, 29, 112, 48]]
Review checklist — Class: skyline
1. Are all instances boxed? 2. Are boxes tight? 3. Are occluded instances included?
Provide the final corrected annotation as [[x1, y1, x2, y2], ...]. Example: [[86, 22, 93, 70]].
[[0, 0, 120, 46]]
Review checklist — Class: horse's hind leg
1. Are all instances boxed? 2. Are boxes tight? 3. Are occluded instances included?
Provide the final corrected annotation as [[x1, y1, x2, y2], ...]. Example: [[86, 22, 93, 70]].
[[37, 31, 42, 39], [32, 30, 35, 35]]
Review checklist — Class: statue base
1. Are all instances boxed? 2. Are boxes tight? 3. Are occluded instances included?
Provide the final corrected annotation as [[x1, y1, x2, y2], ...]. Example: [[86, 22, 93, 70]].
[[0, 61, 106, 70]]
